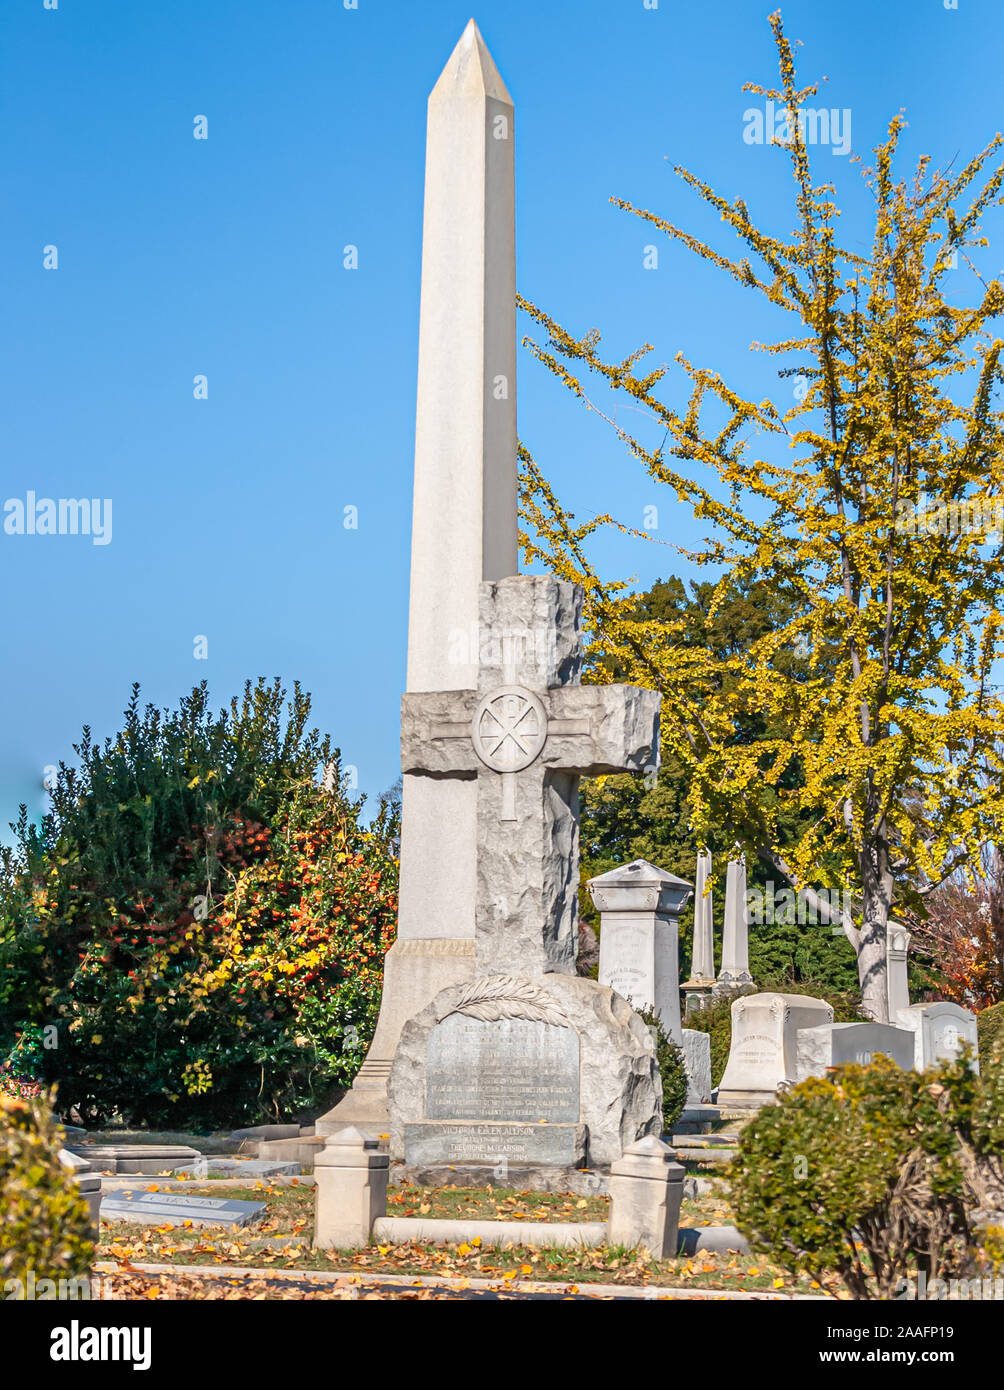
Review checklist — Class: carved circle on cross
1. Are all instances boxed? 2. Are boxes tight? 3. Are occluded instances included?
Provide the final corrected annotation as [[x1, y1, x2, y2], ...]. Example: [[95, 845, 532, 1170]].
[[471, 685, 548, 773]]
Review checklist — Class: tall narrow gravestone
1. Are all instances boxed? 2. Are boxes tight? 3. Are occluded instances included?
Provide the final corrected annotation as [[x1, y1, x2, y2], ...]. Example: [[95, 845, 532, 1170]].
[[318, 21, 517, 1136], [381, 23, 664, 1176], [886, 924, 911, 1018], [682, 848, 716, 1016], [715, 852, 754, 997], [589, 859, 714, 1110]]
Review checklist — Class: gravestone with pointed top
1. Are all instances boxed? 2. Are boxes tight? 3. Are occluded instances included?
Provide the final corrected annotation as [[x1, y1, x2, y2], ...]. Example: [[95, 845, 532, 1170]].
[[318, 19, 517, 1137], [590, 858, 713, 1109], [683, 848, 716, 1016], [714, 851, 754, 997], [607, 1135, 685, 1257]]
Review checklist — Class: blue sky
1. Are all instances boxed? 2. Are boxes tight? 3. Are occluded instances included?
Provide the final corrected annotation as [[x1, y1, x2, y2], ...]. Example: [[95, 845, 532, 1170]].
[[2, 0, 1001, 833]]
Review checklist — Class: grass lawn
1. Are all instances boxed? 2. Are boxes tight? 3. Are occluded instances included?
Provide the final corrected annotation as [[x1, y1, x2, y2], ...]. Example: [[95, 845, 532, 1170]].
[[95, 1180, 831, 1296]]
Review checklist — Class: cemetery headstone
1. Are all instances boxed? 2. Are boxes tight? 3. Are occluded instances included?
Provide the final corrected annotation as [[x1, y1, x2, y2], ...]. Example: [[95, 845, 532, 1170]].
[[681, 1030, 713, 1105], [795, 1021, 915, 1082], [886, 924, 912, 1018], [391, 973, 659, 1170], [895, 1001, 980, 1072], [173, 1158, 300, 1179], [607, 1136, 685, 1258], [67, 1143, 201, 1175], [590, 857, 713, 1109], [59, 1149, 101, 1235], [717, 991, 833, 1109], [590, 858, 691, 1040]]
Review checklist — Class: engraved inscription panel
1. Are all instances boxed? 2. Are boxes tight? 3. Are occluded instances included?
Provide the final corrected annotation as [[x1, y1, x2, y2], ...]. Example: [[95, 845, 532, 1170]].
[[426, 1015, 579, 1123], [405, 1122, 579, 1167]]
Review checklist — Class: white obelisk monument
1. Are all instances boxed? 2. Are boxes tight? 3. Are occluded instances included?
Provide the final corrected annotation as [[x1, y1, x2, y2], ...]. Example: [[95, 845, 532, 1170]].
[[715, 849, 754, 997], [318, 21, 516, 1135], [682, 847, 716, 1015]]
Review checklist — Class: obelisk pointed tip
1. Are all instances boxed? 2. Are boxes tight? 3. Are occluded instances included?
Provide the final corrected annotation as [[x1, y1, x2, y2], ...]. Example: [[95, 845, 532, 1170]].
[[430, 18, 512, 106]]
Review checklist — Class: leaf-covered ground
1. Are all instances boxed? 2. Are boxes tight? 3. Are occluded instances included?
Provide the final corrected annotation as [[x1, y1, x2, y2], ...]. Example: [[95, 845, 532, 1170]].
[[94, 1180, 833, 1297]]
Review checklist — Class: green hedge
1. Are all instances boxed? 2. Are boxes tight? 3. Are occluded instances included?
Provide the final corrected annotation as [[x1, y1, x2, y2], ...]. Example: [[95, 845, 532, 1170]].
[[683, 997, 733, 1088], [978, 1002, 1004, 1060], [1, 1093, 93, 1290], [728, 1045, 1004, 1299], [640, 1009, 689, 1133]]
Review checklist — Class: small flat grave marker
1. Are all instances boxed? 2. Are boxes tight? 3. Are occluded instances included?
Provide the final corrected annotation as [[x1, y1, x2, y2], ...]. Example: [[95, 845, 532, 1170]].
[[100, 1191, 266, 1228], [172, 1158, 300, 1180]]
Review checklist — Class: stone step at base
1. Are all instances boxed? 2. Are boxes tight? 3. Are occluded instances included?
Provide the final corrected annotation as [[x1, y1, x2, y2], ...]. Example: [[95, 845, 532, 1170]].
[[372, 1215, 608, 1249], [672, 1105, 724, 1135]]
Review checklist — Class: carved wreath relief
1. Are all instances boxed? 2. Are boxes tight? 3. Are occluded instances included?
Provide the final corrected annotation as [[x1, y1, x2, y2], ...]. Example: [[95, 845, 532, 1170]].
[[439, 976, 570, 1028]]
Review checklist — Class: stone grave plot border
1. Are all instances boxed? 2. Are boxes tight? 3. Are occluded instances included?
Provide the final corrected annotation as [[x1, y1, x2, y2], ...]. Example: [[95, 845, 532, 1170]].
[[314, 1127, 690, 1258]]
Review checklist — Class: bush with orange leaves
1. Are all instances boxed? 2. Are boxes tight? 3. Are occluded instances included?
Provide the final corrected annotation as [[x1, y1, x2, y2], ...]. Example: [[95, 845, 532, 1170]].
[[0, 681, 398, 1130]]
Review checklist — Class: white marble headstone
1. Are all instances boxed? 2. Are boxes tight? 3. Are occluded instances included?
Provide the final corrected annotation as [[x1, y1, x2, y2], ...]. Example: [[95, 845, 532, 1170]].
[[717, 992, 833, 1107], [896, 1001, 979, 1072]]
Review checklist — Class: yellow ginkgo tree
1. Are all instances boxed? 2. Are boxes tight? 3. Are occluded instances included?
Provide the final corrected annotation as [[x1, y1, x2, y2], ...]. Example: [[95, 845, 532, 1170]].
[[519, 11, 1004, 1021]]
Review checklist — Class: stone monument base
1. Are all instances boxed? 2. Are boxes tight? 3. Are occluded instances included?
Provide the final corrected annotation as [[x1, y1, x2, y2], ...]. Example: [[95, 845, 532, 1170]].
[[715, 1089, 780, 1111], [682, 980, 716, 1018], [712, 976, 756, 1001], [391, 1162, 608, 1195], [672, 1104, 721, 1134], [404, 1120, 587, 1168]]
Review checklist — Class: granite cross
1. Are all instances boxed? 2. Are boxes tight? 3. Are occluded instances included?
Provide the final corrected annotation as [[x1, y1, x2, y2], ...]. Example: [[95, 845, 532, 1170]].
[[402, 574, 660, 978]]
